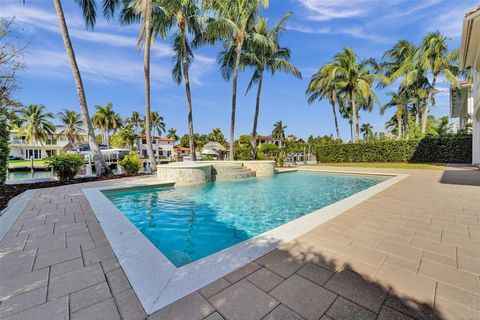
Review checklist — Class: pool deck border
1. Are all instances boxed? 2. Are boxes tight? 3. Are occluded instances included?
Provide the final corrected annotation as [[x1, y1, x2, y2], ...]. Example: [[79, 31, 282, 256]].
[[82, 170, 409, 315]]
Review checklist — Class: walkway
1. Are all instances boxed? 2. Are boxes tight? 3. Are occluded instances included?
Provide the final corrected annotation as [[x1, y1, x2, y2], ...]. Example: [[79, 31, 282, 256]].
[[0, 166, 479, 320]]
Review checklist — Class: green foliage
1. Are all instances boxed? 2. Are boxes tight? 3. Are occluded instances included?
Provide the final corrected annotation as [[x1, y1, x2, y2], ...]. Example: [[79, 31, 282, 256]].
[[203, 155, 214, 161], [316, 136, 472, 164], [258, 142, 279, 160], [46, 154, 84, 181], [0, 118, 9, 184], [119, 152, 141, 174]]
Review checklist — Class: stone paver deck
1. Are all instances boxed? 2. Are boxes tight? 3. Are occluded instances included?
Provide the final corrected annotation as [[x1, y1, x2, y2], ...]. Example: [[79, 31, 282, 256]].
[[1, 166, 479, 320]]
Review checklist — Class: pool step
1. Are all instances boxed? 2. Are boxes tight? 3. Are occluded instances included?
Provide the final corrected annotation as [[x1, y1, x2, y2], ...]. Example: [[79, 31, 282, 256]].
[[212, 164, 255, 181]]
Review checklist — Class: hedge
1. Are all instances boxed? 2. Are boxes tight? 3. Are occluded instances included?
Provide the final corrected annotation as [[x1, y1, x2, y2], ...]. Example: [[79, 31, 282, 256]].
[[316, 136, 472, 163], [0, 119, 8, 184]]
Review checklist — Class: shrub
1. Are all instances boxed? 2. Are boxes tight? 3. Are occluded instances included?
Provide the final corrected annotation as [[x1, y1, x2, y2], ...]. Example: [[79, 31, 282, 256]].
[[0, 118, 9, 184], [315, 136, 472, 164], [46, 154, 84, 181], [119, 152, 141, 174]]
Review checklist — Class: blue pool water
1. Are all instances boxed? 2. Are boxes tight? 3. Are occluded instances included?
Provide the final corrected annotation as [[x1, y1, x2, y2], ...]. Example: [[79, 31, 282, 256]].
[[106, 172, 387, 267]]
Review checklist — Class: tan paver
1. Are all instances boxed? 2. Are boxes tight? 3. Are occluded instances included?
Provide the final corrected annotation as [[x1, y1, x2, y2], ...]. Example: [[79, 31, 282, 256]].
[[1, 167, 480, 319]]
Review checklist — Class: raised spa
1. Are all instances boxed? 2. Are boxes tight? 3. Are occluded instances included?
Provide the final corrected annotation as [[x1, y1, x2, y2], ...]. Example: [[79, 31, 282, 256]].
[[105, 171, 387, 267]]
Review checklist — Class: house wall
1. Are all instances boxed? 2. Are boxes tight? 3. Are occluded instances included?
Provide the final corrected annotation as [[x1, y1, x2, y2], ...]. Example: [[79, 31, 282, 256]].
[[137, 138, 174, 159], [473, 67, 480, 165], [8, 131, 71, 159]]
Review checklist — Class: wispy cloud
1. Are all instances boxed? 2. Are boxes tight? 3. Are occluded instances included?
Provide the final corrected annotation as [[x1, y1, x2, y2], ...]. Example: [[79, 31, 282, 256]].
[[287, 23, 392, 44]]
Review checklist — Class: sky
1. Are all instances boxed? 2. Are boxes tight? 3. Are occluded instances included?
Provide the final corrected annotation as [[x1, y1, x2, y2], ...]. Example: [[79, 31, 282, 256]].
[[1, 0, 474, 141]]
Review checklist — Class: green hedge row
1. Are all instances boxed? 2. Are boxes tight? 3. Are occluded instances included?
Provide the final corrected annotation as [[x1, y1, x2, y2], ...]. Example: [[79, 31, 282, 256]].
[[316, 136, 472, 163], [0, 119, 9, 184]]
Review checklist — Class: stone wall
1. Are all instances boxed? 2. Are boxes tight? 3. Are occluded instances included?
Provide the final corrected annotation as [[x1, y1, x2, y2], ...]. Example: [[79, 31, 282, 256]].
[[156, 163, 212, 186]]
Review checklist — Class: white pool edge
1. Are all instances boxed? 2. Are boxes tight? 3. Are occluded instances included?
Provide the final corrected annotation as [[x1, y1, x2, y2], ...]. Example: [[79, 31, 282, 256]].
[[83, 170, 409, 315]]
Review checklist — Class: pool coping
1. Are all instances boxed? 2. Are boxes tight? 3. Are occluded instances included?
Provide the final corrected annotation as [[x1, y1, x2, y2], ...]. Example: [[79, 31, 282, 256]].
[[83, 170, 409, 315]]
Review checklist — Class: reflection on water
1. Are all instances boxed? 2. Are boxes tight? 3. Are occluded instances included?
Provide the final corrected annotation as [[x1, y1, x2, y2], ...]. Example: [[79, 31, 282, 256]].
[[7, 170, 54, 181]]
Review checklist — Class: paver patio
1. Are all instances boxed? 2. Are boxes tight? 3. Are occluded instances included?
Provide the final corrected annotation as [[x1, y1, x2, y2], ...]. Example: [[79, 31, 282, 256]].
[[0, 165, 479, 320]]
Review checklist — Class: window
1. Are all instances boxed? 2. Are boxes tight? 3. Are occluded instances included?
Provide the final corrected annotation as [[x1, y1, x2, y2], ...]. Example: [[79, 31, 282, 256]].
[[142, 139, 147, 144]]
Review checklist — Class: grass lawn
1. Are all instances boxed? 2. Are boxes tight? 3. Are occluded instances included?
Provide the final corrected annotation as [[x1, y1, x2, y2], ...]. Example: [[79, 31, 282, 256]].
[[8, 159, 48, 168], [308, 162, 446, 170]]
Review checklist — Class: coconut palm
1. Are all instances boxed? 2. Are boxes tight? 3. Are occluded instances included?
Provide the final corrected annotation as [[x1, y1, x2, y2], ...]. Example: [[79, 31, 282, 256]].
[[272, 120, 287, 149], [416, 32, 458, 133], [57, 109, 84, 148], [203, 0, 270, 160], [18, 104, 55, 153], [126, 111, 144, 134], [208, 128, 226, 144], [322, 48, 387, 142], [149, 111, 165, 137], [168, 0, 203, 161], [244, 13, 301, 159], [92, 103, 122, 148], [360, 123, 373, 140], [107, 0, 171, 171], [51, 0, 108, 175], [307, 65, 341, 139], [381, 91, 408, 140], [166, 128, 179, 143]]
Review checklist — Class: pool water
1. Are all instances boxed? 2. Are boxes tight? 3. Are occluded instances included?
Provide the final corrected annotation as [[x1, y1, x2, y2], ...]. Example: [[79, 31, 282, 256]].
[[106, 172, 387, 267]]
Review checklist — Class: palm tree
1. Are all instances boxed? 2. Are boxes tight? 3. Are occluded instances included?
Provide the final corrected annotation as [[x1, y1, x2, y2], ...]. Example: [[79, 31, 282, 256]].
[[149, 111, 165, 137], [307, 65, 341, 139], [126, 111, 143, 134], [57, 109, 84, 148], [360, 123, 373, 140], [322, 48, 387, 142], [51, 0, 109, 175], [109, 0, 170, 171], [92, 103, 122, 148], [204, 0, 270, 160], [18, 104, 56, 154], [272, 120, 287, 149], [208, 128, 226, 144], [416, 32, 458, 133], [166, 128, 179, 143], [244, 13, 301, 159], [433, 116, 453, 136], [168, 0, 203, 161], [381, 91, 408, 140]]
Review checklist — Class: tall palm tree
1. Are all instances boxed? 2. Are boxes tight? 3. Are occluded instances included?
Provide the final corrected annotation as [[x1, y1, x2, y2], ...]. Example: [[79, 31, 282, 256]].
[[416, 32, 458, 133], [204, 0, 270, 160], [168, 0, 203, 161], [107, 0, 171, 170], [18, 104, 56, 154], [307, 65, 341, 139], [52, 0, 109, 175], [272, 120, 287, 149], [381, 91, 407, 140], [323, 48, 387, 142], [149, 111, 165, 136], [92, 103, 122, 148], [57, 109, 84, 148], [166, 128, 179, 143], [244, 13, 301, 159], [360, 123, 373, 140]]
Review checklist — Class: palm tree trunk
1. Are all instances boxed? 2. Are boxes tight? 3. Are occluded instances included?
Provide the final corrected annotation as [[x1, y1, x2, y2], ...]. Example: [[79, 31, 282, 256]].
[[422, 75, 437, 133], [351, 98, 359, 142], [403, 105, 409, 140], [53, 0, 108, 175], [229, 40, 243, 160], [415, 104, 420, 127], [143, 1, 156, 171], [331, 103, 340, 139], [349, 121, 353, 142], [182, 41, 196, 161], [397, 114, 402, 140], [250, 70, 263, 160]]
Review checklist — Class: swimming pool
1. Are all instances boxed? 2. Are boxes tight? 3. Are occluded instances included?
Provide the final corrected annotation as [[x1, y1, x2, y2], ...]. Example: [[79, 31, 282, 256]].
[[106, 171, 387, 267]]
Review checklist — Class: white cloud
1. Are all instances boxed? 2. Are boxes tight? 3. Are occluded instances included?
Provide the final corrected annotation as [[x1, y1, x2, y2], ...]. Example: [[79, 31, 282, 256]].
[[287, 23, 391, 44]]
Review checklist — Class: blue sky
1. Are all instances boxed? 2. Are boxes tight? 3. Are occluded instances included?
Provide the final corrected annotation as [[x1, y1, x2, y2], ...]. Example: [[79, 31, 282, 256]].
[[1, 0, 473, 141]]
